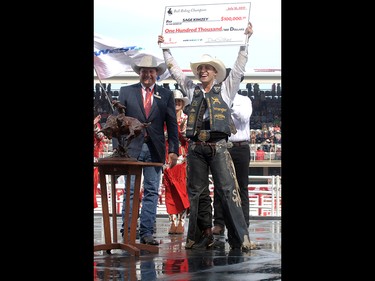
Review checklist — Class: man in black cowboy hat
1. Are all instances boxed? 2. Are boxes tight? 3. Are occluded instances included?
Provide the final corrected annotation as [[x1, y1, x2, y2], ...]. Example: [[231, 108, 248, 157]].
[[115, 54, 179, 245], [158, 22, 254, 251]]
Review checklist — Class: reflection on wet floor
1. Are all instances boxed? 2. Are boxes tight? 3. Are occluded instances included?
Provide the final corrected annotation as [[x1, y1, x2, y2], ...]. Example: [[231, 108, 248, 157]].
[[94, 216, 281, 280]]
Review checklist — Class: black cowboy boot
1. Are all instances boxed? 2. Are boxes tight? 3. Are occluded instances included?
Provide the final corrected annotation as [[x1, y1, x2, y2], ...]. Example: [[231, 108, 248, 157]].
[[191, 228, 214, 249]]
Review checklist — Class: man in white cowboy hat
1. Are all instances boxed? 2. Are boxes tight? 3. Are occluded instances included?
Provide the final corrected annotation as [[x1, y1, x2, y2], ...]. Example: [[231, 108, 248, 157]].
[[157, 22, 254, 251], [115, 54, 179, 246]]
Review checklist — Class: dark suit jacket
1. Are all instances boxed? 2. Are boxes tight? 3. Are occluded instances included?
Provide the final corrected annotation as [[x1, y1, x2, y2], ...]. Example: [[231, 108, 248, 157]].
[[117, 83, 179, 163]]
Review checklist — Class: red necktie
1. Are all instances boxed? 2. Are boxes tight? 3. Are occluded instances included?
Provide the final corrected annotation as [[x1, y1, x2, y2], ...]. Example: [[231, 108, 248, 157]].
[[144, 87, 152, 117]]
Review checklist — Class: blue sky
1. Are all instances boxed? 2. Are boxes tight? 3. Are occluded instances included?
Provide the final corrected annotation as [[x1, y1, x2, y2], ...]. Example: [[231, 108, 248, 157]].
[[94, 0, 281, 72]]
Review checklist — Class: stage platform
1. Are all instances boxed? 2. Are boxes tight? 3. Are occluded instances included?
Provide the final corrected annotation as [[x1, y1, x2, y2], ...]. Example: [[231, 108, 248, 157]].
[[94, 215, 281, 280]]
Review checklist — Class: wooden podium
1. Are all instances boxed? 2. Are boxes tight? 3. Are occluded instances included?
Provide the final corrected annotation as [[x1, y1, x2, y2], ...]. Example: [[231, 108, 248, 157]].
[[94, 158, 163, 256]]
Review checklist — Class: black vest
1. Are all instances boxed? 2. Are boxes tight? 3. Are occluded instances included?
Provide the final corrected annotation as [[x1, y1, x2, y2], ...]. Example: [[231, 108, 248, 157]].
[[186, 84, 236, 139]]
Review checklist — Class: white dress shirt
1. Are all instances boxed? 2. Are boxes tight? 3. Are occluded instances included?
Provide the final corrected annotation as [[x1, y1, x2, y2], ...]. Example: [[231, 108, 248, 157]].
[[228, 93, 252, 142]]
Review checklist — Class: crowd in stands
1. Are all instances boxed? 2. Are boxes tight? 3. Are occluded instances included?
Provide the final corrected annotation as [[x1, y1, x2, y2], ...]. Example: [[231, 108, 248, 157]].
[[93, 82, 282, 160]]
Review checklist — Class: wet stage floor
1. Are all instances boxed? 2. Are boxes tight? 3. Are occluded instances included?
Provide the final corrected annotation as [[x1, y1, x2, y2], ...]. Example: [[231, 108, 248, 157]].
[[94, 215, 281, 280]]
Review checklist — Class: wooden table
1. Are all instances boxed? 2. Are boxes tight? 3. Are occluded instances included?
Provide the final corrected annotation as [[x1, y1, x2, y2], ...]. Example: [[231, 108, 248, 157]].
[[94, 158, 163, 256]]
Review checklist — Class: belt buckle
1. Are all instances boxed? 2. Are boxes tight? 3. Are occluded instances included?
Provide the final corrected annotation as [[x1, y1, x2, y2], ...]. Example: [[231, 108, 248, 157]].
[[198, 130, 210, 142]]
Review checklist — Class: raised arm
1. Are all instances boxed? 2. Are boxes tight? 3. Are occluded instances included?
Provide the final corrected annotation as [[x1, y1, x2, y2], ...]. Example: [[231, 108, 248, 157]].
[[223, 22, 253, 106], [157, 35, 196, 101]]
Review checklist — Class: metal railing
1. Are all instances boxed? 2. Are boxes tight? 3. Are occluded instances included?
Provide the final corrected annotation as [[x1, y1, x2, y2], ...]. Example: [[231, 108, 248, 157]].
[[247, 175, 281, 217], [94, 175, 281, 218]]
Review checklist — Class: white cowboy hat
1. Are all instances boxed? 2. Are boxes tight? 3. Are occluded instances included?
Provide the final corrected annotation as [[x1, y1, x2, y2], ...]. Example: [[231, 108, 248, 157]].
[[190, 54, 226, 83], [173, 89, 190, 106], [131, 55, 166, 76]]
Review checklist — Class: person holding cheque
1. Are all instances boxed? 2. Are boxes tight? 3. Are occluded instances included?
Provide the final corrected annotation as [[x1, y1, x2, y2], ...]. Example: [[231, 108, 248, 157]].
[[158, 22, 254, 252]]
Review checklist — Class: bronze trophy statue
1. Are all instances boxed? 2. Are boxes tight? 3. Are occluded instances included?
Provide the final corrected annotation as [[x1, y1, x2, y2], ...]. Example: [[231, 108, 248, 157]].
[[99, 101, 150, 159]]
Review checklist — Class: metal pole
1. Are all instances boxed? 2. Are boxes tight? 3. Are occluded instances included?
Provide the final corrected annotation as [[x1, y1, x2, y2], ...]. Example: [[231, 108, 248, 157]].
[[94, 66, 114, 113]]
